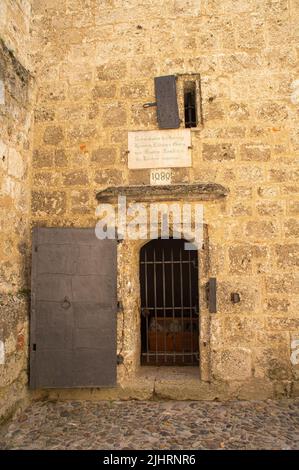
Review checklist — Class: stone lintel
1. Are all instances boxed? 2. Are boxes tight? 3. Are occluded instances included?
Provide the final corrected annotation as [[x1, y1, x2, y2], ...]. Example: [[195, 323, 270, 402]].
[[96, 183, 229, 203]]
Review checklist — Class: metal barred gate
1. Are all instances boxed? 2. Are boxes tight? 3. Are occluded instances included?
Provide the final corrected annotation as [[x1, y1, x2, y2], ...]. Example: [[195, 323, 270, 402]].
[[140, 238, 199, 366]]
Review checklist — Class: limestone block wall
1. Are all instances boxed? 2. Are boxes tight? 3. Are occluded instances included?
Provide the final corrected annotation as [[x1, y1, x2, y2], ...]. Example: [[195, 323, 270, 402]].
[[29, 0, 299, 397], [0, 0, 34, 421]]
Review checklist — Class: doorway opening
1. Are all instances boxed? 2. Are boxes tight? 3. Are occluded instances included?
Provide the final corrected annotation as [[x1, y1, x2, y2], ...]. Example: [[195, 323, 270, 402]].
[[140, 238, 199, 366]]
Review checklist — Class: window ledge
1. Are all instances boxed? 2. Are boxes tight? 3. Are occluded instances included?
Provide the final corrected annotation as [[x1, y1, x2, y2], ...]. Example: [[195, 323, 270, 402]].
[[96, 183, 229, 203]]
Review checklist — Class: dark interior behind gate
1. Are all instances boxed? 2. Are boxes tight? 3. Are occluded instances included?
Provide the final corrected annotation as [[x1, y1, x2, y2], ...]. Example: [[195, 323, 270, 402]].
[[140, 238, 199, 366]]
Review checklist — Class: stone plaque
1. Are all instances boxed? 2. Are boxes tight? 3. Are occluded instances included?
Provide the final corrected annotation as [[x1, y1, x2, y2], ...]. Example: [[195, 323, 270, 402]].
[[150, 168, 172, 186], [128, 129, 191, 169]]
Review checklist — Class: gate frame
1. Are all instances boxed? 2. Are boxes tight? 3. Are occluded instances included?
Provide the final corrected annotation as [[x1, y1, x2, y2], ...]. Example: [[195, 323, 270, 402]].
[[139, 237, 200, 366], [116, 224, 212, 383]]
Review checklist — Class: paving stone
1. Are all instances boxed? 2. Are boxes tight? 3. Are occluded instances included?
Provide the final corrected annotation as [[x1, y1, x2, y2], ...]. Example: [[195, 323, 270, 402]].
[[0, 400, 298, 450]]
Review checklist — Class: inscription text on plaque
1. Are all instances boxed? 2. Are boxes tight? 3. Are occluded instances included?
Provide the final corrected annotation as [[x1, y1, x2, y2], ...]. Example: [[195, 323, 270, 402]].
[[128, 129, 191, 169]]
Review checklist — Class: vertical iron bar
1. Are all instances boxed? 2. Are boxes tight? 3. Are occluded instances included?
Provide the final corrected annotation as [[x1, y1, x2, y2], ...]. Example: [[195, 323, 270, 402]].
[[188, 94, 192, 128], [171, 246, 175, 365], [188, 250, 194, 365], [153, 247, 157, 365], [179, 247, 184, 364], [162, 245, 166, 364]]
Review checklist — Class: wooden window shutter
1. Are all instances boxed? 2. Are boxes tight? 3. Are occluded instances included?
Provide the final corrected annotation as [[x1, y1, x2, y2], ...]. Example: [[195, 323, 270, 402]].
[[154, 75, 180, 129], [30, 227, 117, 389]]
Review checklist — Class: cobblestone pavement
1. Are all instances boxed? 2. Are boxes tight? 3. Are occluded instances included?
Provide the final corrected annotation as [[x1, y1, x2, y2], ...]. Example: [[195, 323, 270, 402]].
[[0, 400, 298, 450]]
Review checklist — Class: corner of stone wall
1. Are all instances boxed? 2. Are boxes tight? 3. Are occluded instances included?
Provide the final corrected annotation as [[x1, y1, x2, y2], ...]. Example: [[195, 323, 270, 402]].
[[0, 0, 35, 423]]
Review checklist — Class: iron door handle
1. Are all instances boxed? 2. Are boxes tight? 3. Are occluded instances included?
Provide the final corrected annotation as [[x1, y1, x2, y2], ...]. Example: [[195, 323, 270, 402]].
[[61, 296, 71, 310]]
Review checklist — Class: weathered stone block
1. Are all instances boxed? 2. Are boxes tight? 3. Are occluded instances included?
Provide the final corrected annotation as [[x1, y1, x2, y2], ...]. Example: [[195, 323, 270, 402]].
[[238, 165, 264, 181], [285, 219, 299, 238], [281, 184, 299, 196], [33, 171, 61, 187], [130, 104, 156, 128], [120, 83, 146, 99], [255, 330, 288, 347], [228, 102, 249, 120], [91, 148, 117, 165], [288, 200, 299, 215], [43, 126, 64, 145], [97, 61, 127, 80], [213, 348, 252, 381], [231, 202, 252, 216], [234, 186, 252, 198], [39, 83, 66, 102], [266, 317, 299, 331], [256, 201, 284, 216], [54, 149, 67, 167], [254, 347, 291, 380], [257, 102, 288, 121], [202, 143, 235, 161], [67, 125, 96, 143], [257, 185, 280, 198], [103, 106, 127, 128], [31, 191, 66, 216], [69, 149, 90, 167], [241, 144, 271, 161], [265, 274, 297, 294], [62, 170, 89, 186], [94, 169, 123, 186], [211, 316, 264, 351], [128, 169, 150, 185], [245, 220, 279, 239], [237, 19, 265, 49], [88, 103, 99, 119], [8, 149, 24, 179], [269, 168, 299, 182], [130, 57, 157, 77], [229, 244, 267, 274], [172, 168, 190, 184], [92, 84, 116, 99], [275, 244, 299, 268], [203, 101, 225, 120], [222, 127, 246, 138], [34, 107, 55, 122], [217, 279, 261, 313], [70, 190, 90, 214], [32, 149, 54, 169], [264, 297, 290, 313], [173, 0, 201, 16], [234, 378, 274, 400]]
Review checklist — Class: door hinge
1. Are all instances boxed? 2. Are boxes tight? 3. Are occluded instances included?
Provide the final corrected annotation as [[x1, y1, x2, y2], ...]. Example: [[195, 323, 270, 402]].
[[34, 246, 38, 252], [32, 343, 36, 351], [117, 301, 123, 313], [206, 277, 217, 313]]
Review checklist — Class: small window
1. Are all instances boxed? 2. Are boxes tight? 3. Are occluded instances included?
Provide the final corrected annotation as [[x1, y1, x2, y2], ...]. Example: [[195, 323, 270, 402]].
[[151, 74, 201, 129], [184, 81, 197, 128], [176, 74, 201, 129]]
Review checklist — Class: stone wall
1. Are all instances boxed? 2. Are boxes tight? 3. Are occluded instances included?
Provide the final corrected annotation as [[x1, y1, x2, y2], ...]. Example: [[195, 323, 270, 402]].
[[28, 0, 299, 398], [0, 0, 34, 422]]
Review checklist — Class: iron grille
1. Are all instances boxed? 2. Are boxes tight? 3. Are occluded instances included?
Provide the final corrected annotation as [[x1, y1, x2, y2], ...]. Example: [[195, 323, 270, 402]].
[[184, 91, 197, 128], [140, 238, 199, 366]]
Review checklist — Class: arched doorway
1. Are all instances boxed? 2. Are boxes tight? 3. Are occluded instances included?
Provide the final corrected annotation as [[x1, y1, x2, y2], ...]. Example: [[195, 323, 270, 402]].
[[140, 238, 199, 366]]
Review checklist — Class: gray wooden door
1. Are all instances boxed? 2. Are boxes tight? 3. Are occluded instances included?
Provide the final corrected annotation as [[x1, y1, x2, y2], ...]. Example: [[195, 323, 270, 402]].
[[30, 227, 117, 389]]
